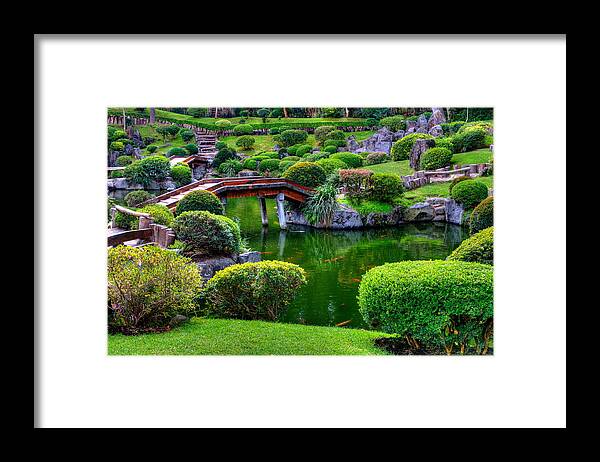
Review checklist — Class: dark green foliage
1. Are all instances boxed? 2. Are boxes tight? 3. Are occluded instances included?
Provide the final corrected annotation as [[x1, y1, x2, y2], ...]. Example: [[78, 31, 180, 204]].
[[202, 261, 307, 321], [282, 162, 327, 188], [304, 152, 330, 162], [124, 155, 171, 187], [358, 260, 493, 354], [111, 170, 125, 178], [184, 143, 198, 155], [419, 147, 453, 170], [259, 158, 281, 173], [447, 226, 493, 265], [167, 147, 187, 157], [330, 152, 363, 168], [296, 144, 313, 156], [172, 211, 242, 258], [323, 145, 338, 154], [235, 135, 256, 150], [368, 173, 404, 203], [212, 147, 239, 169], [146, 145, 158, 153], [114, 211, 138, 230], [124, 190, 154, 208], [275, 129, 308, 147], [469, 197, 493, 234], [449, 175, 471, 194], [218, 160, 243, 176], [116, 155, 134, 166], [175, 190, 225, 216], [450, 179, 489, 209], [156, 125, 180, 140], [324, 139, 346, 148], [242, 157, 260, 170], [180, 129, 195, 142], [314, 125, 336, 144], [390, 133, 434, 161], [215, 141, 228, 150], [170, 164, 193, 187]]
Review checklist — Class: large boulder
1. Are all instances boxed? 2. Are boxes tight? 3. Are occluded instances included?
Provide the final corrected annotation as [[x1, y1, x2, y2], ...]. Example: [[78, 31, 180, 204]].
[[346, 135, 361, 152], [358, 127, 394, 154], [417, 114, 428, 131], [444, 198, 464, 225], [409, 138, 436, 170], [403, 203, 435, 222], [237, 251, 261, 264], [428, 125, 444, 137], [363, 206, 404, 227], [428, 108, 446, 128], [393, 130, 405, 140], [195, 257, 237, 280]]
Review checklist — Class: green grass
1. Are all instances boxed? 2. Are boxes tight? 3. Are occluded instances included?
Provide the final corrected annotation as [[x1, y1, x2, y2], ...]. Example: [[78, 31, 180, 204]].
[[338, 198, 394, 215], [108, 317, 392, 355], [403, 175, 494, 205], [364, 160, 413, 177], [451, 148, 493, 166], [109, 124, 190, 157]]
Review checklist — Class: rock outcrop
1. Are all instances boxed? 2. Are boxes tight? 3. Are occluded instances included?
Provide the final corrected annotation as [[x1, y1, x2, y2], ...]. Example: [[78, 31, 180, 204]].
[[409, 138, 436, 170], [195, 251, 261, 280], [107, 178, 177, 191]]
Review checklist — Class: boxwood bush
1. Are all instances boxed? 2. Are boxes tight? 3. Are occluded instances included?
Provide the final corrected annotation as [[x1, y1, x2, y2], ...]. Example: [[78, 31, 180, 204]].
[[452, 127, 487, 152], [275, 129, 308, 147], [172, 211, 242, 258], [447, 226, 493, 265], [296, 144, 313, 156], [184, 143, 198, 155], [282, 162, 327, 187], [434, 137, 455, 153], [368, 173, 404, 203], [358, 260, 493, 354], [124, 190, 154, 208], [323, 145, 338, 154], [390, 133, 434, 161], [449, 175, 471, 194], [146, 145, 158, 154], [108, 245, 202, 332], [259, 158, 281, 173], [283, 155, 301, 161], [469, 196, 493, 234], [450, 179, 489, 209], [235, 135, 256, 150], [314, 125, 336, 144], [379, 115, 405, 132], [138, 204, 175, 227], [242, 157, 260, 170], [330, 152, 363, 168], [419, 147, 453, 170], [124, 155, 171, 187], [167, 147, 187, 157], [324, 139, 346, 148], [116, 155, 134, 166], [232, 123, 254, 136], [175, 190, 224, 216], [316, 157, 347, 175], [279, 160, 297, 172], [202, 261, 307, 321], [170, 164, 193, 187]]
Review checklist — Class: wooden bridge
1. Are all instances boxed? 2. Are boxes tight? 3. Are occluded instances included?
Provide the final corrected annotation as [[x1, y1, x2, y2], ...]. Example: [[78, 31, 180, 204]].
[[142, 176, 314, 229]]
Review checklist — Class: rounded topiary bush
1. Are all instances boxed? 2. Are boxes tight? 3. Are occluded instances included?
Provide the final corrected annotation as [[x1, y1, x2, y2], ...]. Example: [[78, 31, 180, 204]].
[[282, 162, 327, 188], [180, 129, 195, 142], [139, 204, 175, 227], [279, 160, 297, 172], [124, 190, 154, 208], [242, 157, 260, 170], [296, 144, 313, 157], [276, 129, 308, 147], [170, 164, 193, 187], [316, 157, 347, 175], [124, 155, 171, 187], [434, 137, 455, 153], [449, 175, 471, 194], [369, 173, 404, 203], [259, 158, 281, 173], [283, 155, 301, 161], [324, 139, 346, 149], [450, 179, 489, 209], [330, 152, 363, 168], [469, 196, 493, 234], [175, 190, 224, 216], [235, 135, 255, 150], [323, 145, 338, 154], [286, 145, 299, 156], [314, 125, 336, 144], [419, 147, 453, 170], [110, 141, 124, 151], [233, 124, 254, 136], [184, 143, 198, 155], [390, 133, 434, 161], [172, 211, 242, 258], [146, 145, 158, 154], [447, 226, 493, 265], [365, 152, 389, 165], [262, 151, 280, 159], [202, 261, 307, 321], [116, 155, 134, 166], [167, 147, 187, 157], [215, 141, 228, 150], [452, 127, 487, 152], [215, 119, 232, 129], [358, 260, 493, 353], [304, 152, 330, 162]]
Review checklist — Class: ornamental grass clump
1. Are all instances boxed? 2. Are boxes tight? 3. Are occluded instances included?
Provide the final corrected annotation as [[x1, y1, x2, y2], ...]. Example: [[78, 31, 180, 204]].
[[172, 211, 242, 258], [302, 181, 339, 227], [175, 190, 225, 216], [107, 245, 203, 333], [447, 226, 493, 265], [202, 261, 307, 321], [358, 260, 493, 354]]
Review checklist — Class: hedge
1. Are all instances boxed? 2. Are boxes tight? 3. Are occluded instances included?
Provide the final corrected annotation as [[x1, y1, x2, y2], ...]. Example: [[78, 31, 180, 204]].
[[447, 226, 493, 265], [358, 260, 493, 354]]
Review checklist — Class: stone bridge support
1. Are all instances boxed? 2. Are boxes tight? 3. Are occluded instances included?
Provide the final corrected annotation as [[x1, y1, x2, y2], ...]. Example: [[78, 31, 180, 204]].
[[276, 193, 287, 230]]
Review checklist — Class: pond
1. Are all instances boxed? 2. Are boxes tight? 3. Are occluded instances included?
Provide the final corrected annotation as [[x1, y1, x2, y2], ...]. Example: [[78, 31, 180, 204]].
[[225, 197, 468, 329]]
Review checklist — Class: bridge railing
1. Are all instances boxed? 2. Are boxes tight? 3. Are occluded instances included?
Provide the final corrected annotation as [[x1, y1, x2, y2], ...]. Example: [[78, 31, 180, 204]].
[[108, 205, 175, 248]]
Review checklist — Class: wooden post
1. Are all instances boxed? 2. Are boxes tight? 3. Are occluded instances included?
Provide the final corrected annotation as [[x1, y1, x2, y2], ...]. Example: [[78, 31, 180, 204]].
[[110, 207, 117, 228], [276, 193, 287, 230], [258, 197, 268, 227]]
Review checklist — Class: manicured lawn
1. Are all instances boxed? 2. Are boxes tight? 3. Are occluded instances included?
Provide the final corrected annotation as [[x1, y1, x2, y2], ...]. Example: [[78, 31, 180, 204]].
[[451, 148, 493, 165], [364, 160, 413, 177], [403, 175, 494, 205], [338, 198, 394, 215], [109, 124, 190, 157], [108, 317, 392, 355]]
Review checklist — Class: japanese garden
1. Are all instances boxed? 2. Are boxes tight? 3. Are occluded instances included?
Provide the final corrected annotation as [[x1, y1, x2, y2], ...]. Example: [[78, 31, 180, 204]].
[[106, 107, 494, 355]]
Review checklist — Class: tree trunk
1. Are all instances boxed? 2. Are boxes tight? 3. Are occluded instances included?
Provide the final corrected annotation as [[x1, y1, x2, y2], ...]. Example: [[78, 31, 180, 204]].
[[149, 107, 156, 124], [345, 107, 349, 118], [122, 108, 126, 130], [465, 107, 469, 123], [283, 107, 288, 118], [214, 107, 219, 118]]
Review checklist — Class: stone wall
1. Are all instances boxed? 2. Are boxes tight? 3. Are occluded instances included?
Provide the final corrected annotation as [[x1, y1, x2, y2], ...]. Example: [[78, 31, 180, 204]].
[[107, 178, 178, 191]]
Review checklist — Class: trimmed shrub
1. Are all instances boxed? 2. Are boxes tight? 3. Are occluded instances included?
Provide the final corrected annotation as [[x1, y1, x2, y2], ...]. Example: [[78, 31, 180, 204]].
[[124, 155, 171, 187], [124, 190, 154, 208], [242, 157, 260, 170], [379, 115, 405, 132], [172, 211, 242, 258], [235, 135, 255, 150], [184, 143, 198, 155], [167, 147, 187, 157], [447, 226, 493, 265], [170, 164, 193, 187], [296, 144, 313, 156], [202, 261, 307, 321], [304, 152, 330, 162], [259, 158, 281, 173], [282, 162, 327, 188], [365, 152, 388, 165], [330, 152, 363, 168], [469, 196, 493, 234], [110, 170, 125, 178], [276, 129, 308, 147], [323, 145, 338, 154], [283, 155, 301, 161], [358, 260, 493, 354], [262, 151, 280, 159], [324, 139, 346, 149], [215, 141, 228, 150], [212, 147, 238, 169], [434, 137, 455, 153], [316, 157, 347, 175], [175, 190, 224, 216], [287, 145, 299, 156], [451, 179, 489, 209], [110, 141, 124, 151], [279, 160, 297, 172], [180, 129, 195, 142], [108, 245, 203, 332], [139, 204, 175, 227], [218, 159, 243, 176], [390, 133, 434, 161], [116, 155, 134, 166], [452, 127, 487, 152], [146, 145, 158, 154], [215, 119, 232, 129], [449, 175, 471, 194], [114, 211, 138, 230], [419, 147, 453, 170], [325, 129, 345, 141], [314, 125, 336, 144], [369, 173, 404, 203]]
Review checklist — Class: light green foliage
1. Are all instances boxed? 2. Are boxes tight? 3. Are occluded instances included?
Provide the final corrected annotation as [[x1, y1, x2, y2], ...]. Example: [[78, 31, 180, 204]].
[[330, 152, 363, 168], [175, 190, 225, 216], [139, 204, 175, 227], [282, 161, 327, 187], [170, 164, 192, 187], [447, 226, 493, 265], [379, 115, 405, 132], [316, 157, 347, 175], [450, 179, 489, 209], [390, 133, 434, 161], [368, 173, 404, 203], [419, 147, 453, 170], [469, 196, 493, 233]]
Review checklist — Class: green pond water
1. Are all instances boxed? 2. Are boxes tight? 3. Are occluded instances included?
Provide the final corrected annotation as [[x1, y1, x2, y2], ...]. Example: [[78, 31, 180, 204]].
[[225, 197, 468, 329]]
